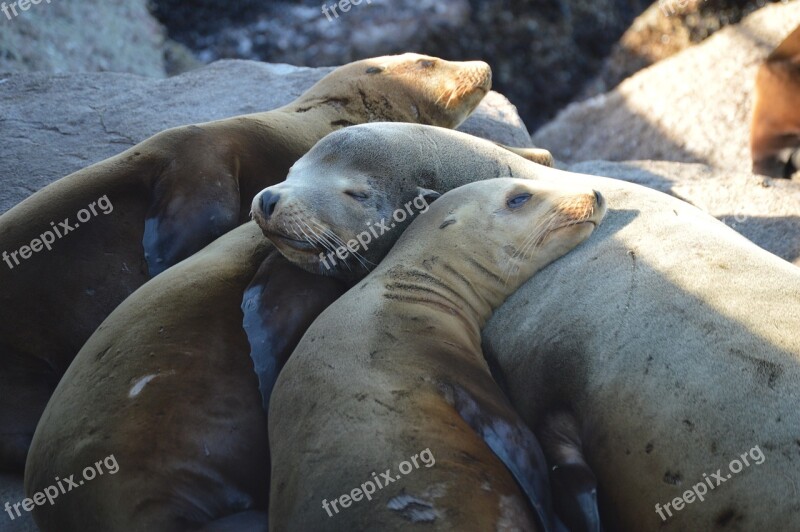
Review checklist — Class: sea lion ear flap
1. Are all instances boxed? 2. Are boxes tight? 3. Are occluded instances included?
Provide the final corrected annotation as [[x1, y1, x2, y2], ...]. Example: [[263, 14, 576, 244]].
[[415, 187, 442, 207], [143, 166, 241, 277]]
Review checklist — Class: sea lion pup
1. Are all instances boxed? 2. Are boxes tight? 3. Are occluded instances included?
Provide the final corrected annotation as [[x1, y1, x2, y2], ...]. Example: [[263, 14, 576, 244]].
[[269, 178, 606, 531], [0, 53, 491, 472], [255, 123, 800, 529], [751, 24, 800, 178], [24, 223, 347, 531]]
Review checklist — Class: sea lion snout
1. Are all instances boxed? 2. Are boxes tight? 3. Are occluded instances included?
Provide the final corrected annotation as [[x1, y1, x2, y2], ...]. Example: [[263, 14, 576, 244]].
[[257, 190, 280, 220]]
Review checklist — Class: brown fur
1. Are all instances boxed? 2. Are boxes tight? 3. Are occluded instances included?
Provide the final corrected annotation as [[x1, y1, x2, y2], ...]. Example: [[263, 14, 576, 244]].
[[0, 54, 491, 471], [751, 25, 800, 177]]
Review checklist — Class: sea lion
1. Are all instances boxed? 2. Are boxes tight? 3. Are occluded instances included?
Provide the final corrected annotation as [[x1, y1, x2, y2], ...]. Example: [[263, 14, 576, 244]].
[[0, 53, 491, 471], [268, 178, 606, 531], [751, 24, 800, 178], [251, 124, 554, 281], [24, 223, 347, 531], [253, 123, 800, 529]]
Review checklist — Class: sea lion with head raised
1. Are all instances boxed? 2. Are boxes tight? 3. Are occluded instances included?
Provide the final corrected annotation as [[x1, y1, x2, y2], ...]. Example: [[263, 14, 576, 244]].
[[269, 178, 606, 531], [0, 54, 491, 471], [751, 24, 800, 178], [254, 122, 800, 529]]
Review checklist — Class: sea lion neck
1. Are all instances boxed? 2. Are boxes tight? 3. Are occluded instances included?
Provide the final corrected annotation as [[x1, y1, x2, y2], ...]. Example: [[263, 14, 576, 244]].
[[375, 256, 508, 350]]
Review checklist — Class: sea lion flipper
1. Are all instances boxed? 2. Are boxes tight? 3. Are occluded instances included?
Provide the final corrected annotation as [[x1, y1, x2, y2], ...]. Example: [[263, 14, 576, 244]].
[[443, 383, 566, 532], [242, 251, 347, 412], [539, 411, 603, 532], [143, 160, 241, 277], [496, 143, 555, 167]]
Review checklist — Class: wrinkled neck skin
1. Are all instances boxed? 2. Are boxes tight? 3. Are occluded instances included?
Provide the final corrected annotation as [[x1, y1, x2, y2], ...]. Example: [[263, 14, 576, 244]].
[[370, 240, 528, 356]]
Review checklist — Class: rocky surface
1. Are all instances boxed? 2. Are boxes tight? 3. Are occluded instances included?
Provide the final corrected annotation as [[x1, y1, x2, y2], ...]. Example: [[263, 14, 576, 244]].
[[0, 473, 35, 531], [0, 59, 531, 213], [569, 160, 800, 265], [152, 0, 652, 129], [0, 0, 166, 77], [581, 0, 786, 98], [533, 2, 800, 172]]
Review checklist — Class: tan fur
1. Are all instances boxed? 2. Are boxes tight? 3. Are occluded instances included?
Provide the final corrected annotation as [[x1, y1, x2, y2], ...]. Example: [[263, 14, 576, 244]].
[[1, 54, 491, 471], [269, 178, 604, 531], [498, 144, 555, 167], [260, 123, 800, 530]]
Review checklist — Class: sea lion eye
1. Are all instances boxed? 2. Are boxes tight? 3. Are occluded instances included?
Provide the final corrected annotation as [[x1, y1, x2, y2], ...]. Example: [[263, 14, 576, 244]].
[[507, 193, 532, 209], [345, 190, 370, 201], [418, 59, 436, 69], [366, 66, 384, 74]]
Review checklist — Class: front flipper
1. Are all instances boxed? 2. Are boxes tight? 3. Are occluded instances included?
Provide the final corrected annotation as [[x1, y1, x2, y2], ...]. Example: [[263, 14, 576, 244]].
[[539, 411, 603, 532], [441, 382, 566, 532], [143, 127, 241, 276], [242, 251, 348, 413], [497, 143, 555, 167]]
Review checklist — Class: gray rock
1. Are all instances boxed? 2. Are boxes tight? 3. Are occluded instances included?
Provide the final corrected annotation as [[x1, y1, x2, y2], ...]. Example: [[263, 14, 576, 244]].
[[0, 59, 531, 214], [569, 159, 800, 265], [0, 0, 165, 77], [0, 473, 36, 531], [534, 2, 800, 172]]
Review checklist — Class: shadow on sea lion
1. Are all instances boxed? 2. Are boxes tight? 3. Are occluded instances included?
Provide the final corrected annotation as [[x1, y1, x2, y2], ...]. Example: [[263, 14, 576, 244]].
[[268, 178, 606, 531], [0, 53, 493, 472]]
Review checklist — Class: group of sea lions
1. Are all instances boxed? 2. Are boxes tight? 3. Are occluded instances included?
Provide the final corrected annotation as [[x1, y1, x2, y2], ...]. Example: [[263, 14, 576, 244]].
[[0, 47, 798, 532]]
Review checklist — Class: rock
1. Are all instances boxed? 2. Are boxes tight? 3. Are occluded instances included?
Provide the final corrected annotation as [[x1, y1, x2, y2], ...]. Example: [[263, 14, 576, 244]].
[[150, 0, 653, 129], [569, 159, 800, 265], [0, 473, 36, 531], [0, 0, 166, 78], [581, 0, 785, 98], [533, 2, 800, 172], [0, 59, 531, 214]]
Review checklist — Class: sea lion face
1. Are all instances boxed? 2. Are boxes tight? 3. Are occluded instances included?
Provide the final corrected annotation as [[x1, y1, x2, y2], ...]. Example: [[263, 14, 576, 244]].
[[252, 126, 450, 281], [252, 157, 436, 281], [401, 178, 607, 292], [310, 53, 492, 128]]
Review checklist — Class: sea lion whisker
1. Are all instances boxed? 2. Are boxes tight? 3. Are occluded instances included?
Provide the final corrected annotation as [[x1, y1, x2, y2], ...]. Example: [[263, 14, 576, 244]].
[[309, 222, 369, 270], [502, 211, 560, 284], [312, 221, 377, 270]]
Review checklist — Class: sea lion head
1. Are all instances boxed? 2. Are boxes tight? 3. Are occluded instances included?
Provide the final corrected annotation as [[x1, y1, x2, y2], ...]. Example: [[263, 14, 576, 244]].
[[383, 178, 607, 301], [252, 125, 451, 281], [295, 53, 492, 129]]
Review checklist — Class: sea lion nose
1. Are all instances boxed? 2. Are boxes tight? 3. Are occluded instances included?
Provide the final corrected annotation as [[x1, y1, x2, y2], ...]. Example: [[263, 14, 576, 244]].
[[259, 190, 281, 220], [593, 190, 603, 205]]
